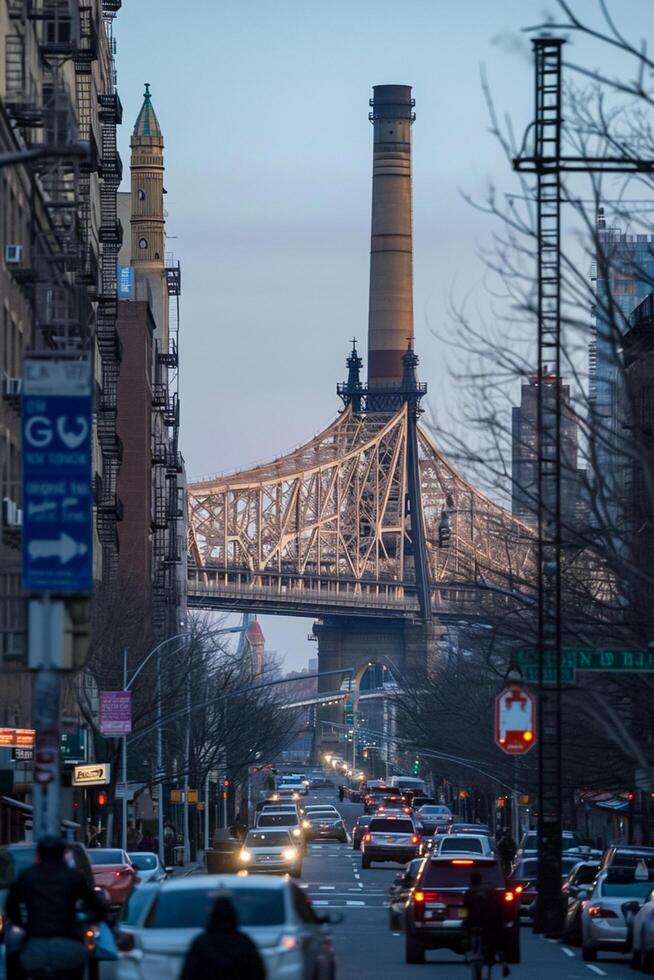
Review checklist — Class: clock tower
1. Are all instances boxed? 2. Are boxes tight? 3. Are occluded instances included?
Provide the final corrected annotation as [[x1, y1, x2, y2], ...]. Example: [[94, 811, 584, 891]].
[[130, 83, 168, 347]]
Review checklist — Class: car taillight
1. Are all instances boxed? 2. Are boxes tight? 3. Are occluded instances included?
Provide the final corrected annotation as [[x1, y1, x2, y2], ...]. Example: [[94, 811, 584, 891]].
[[504, 891, 515, 903], [115, 868, 131, 877], [588, 906, 618, 918], [413, 889, 443, 921], [404, 807, 411, 814], [451, 859, 474, 865], [117, 931, 135, 952], [514, 885, 524, 895], [410, 834, 419, 845], [363, 833, 372, 842]]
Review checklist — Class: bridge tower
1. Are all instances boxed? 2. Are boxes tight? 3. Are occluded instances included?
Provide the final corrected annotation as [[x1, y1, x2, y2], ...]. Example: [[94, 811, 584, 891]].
[[315, 85, 444, 759]]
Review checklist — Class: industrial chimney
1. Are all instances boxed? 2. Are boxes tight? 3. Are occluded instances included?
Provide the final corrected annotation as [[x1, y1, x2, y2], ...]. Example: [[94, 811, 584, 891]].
[[367, 85, 415, 386]]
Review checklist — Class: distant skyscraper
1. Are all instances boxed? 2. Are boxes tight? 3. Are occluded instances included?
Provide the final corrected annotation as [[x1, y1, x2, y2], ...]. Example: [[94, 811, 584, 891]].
[[511, 372, 581, 528], [590, 209, 654, 492]]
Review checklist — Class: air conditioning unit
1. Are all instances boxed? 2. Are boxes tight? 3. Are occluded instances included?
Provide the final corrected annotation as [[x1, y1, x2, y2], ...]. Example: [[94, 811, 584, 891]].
[[1, 376, 21, 397], [2, 497, 22, 528], [5, 244, 23, 265]]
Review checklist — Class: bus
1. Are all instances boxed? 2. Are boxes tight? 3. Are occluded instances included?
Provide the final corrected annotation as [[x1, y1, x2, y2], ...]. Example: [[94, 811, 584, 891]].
[[388, 775, 427, 796]]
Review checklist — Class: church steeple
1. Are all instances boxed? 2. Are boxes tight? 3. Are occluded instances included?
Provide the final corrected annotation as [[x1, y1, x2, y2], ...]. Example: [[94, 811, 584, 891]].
[[130, 82, 167, 347]]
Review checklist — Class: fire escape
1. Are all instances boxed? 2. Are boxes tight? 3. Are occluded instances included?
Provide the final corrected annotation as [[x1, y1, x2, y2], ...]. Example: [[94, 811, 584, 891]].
[[151, 260, 182, 638], [94, 0, 123, 578]]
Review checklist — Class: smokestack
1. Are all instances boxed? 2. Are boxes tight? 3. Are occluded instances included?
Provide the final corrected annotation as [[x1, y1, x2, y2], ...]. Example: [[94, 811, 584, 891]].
[[367, 84, 415, 386]]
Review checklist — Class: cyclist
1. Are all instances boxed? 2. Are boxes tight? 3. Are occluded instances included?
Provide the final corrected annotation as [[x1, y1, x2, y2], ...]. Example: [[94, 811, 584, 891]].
[[5, 835, 107, 980], [463, 871, 510, 979]]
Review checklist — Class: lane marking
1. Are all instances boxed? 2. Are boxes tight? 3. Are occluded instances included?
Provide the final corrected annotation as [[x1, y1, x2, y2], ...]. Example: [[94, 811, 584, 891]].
[[346, 900, 365, 906], [319, 885, 335, 890], [313, 900, 329, 906], [392, 932, 401, 937], [561, 947, 575, 958], [585, 967, 606, 977]]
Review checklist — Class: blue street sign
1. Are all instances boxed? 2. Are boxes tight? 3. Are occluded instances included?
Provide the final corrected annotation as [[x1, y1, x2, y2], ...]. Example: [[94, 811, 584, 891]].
[[22, 358, 93, 594]]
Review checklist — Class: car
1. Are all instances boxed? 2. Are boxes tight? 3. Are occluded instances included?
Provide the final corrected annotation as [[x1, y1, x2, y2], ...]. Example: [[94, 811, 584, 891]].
[[389, 858, 424, 930], [629, 883, 654, 970], [364, 790, 393, 814], [277, 775, 308, 796], [305, 804, 340, 816], [412, 797, 436, 809], [352, 815, 373, 851], [403, 855, 520, 965], [127, 851, 170, 885], [509, 854, 594, 922], [114, 874, 342, 979], [447, 823, 491, 836], [580, 863, 654, 961], [600, 845, 654, 871], [435, 834, 493, 857], [414, 805, 452, 836], [260, 802, 304, 819], [516, 829, 583, 859], [305, 810, 347, 842], [561, 861, 601, 944], [237, 829, 302, 877], [256, 809, 305, 846], [88, 847, 140, 909], [361, 815, 421, 869]]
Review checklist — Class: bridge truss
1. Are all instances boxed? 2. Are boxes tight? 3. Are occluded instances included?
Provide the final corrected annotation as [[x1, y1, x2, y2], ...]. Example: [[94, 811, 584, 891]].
[[187, 404, 537, 620]]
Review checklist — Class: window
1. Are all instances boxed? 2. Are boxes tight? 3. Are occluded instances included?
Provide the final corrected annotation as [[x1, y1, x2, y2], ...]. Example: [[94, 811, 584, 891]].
[[137, 188, 146, 201], [440, 837, 484, 854], [149, 886, 286, 929], [138, 238, 148, 250]]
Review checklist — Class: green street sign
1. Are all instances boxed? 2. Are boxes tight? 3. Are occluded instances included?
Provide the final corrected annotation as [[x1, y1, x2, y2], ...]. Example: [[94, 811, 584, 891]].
[[516, 648, 654, 682], [522, 665, 575, 685], [60, 728, 87, 764]]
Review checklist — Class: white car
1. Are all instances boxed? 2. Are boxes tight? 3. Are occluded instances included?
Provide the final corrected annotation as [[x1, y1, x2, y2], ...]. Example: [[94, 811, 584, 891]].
[[435, 834, 494, 857], [627, 883, 654, 970], [114, 874, 341, 979], [127, 852, 170, 884], [581, 865, 653, 962]]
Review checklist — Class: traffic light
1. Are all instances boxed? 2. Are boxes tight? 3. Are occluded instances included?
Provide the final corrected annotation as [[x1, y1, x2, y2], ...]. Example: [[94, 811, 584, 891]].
[[363, 748, 369, 760], [223, 779, 230, 788], [412, 756, 420, 775], [96, 791, 107, 808]]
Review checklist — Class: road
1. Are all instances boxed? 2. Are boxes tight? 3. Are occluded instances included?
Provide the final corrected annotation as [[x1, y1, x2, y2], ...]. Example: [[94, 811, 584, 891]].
[[303, 788, 637, 980]]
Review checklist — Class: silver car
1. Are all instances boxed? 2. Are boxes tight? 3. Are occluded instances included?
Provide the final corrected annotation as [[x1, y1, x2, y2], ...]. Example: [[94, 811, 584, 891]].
[[629, 883, 654, 970], [435, 834, 494, 858], [127, 851, 170, 884], [237, 829, 302, 877], [581, 865, 654, 962], [114, 873, 342, 980], [361, 815, 420, 868]]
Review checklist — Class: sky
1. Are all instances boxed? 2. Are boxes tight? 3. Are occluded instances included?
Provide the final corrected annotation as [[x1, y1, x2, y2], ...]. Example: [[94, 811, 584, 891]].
[[114, 0, 652, 670]]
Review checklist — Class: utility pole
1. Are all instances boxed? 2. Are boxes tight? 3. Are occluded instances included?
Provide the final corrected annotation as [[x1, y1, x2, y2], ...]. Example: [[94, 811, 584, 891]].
[[121, 648, 128, 851], [513, 35, 654, 937]]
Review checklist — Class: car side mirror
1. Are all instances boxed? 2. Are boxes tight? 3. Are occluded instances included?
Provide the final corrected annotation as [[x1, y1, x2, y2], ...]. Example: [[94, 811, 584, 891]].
[[164, 866, 174, 875], [320, 911, 344, 926]]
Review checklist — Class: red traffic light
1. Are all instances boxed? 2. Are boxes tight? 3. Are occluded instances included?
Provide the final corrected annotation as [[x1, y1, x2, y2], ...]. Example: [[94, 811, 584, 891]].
[[627, 792, 635, 802], [97, 792, 107, 807], [223, 779, 230, 788]]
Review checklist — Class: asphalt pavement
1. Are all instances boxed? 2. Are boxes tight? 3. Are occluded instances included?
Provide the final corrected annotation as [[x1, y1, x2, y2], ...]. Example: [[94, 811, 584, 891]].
[[304, 788, 638, 980]]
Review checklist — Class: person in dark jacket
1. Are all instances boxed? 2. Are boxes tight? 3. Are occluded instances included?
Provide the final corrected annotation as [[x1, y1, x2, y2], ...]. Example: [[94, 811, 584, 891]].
[[180, 896, 265, 980], [6, 835, 107, 980]]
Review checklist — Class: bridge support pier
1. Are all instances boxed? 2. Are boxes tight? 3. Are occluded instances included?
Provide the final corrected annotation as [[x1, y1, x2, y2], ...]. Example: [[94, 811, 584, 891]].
[[313, 616, 445, 760]]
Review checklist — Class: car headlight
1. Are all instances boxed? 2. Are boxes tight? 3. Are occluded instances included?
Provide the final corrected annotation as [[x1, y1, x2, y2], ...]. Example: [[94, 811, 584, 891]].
[[239, 849, 252, 862], [302, 820, 311, 829], [283, 848, 298, 861], [292, 827, 301, 837]]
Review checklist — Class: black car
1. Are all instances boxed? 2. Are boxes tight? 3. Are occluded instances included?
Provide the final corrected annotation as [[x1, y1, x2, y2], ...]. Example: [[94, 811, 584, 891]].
[[389, 858, 424, 930], [352, 814, 372, 851], [404, 855, 520, 965], [561, 860, 601, 944], [305, 809, 347, 842]]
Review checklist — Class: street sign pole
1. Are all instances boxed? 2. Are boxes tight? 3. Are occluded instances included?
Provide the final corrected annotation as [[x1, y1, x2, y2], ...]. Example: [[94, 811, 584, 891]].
[[121, 649, 128, 851], [23, 355, 93, 841]]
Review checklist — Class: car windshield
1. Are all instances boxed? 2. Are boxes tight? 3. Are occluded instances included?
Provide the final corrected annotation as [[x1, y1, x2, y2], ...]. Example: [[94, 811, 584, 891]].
[[0, 846, 36, 887], [258, 813, 298, 827], [88, 850, 126, 865], [420, 807, 449, 815], [150, 886, 286, 928], [440, 838, 484, 854], [128, 854, 157, 870], [369, 819, 414, 834], [310, 811, 339, 819], [423, 861, 503, 889], [245, 832, 291, 848], [262, 805, 296, 812], [356, 816, 372, 826], [572, 865, 599, 885], [517, 860, 538, 878]]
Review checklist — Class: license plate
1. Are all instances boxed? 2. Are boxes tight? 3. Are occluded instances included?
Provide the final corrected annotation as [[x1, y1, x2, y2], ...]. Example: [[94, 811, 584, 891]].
[[384, 836, 396, 843]]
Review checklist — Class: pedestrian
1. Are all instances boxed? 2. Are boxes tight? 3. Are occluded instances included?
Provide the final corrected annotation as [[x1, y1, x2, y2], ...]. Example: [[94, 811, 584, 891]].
[[164, 821, 176, 866], [126, 822, 142, 851], [180, 895, 265, 980], [5, 835, 107, 980], [86, 823, 101, 848], [140, 831, 155, 852], [497, 828, 517, 876], [338, 785, 344, 802]]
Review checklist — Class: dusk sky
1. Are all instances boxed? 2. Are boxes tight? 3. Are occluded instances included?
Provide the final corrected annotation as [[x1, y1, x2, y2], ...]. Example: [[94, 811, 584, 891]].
[[116, 1, 649, 670]]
